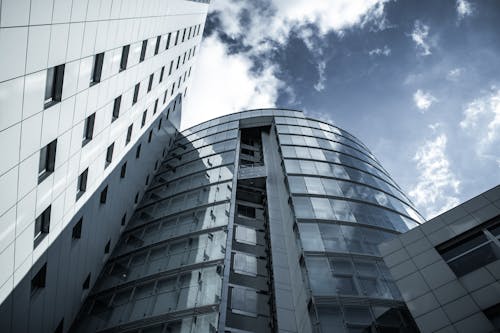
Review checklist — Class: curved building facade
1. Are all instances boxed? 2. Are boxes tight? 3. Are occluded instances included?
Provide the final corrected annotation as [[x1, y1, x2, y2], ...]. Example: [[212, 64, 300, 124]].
[[70, 109, 423, 332]]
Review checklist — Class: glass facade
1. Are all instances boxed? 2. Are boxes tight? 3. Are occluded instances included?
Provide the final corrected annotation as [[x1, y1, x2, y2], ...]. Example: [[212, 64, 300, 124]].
[[71, 109, 422, 332]]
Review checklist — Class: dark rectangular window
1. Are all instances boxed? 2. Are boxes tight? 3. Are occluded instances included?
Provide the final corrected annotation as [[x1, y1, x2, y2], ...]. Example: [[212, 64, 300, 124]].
[[38, 139, 57, 183], [237, 204, 256, 218], [120, 45, 130, 71], [77, 168, 88, 199], [158, 118, 162, 130], [193, 46, 196, 56], [134, 192, 139, 204], [175, 30, 179, 46], [168, 60, 173, 75], [183, 52, 186, 64], [126, 124, 133, 144], [176, 56, 180, 69], [171, 82, 175, 96], [100, 185, 108, 204], [105, 143, 114, 168], [133, 83, 140, 104], [148, 73, 154, 92], [104, 240, 111, 254], [136, 144, 141, 158], [34, 206, 51, 246], [90, 52, 104, 85], [140, 39, 147, 62], [154, 35, 161, 55], [44, 64, 65, 109], [188, 48, 192, 60], [145, 175, 149, 185], [82, 273, 91, 290], [163, 90, 167, 104], [153, 99, 158, 114], [141, 110, 147, 128], [121, 213, 127, 226], [112, 96, 121, 121], [159, 66, 165, 82], [437, 216, 500, 277], [148, 130, 153, 143], [72, 218, 82, 239], [82, 113, 95, 146], [182, 28, 186, 42], [188, 27, 192, 39], [120, 162, 127, 178], [31, 263, 47, 295], [165, 32, 171, 50]]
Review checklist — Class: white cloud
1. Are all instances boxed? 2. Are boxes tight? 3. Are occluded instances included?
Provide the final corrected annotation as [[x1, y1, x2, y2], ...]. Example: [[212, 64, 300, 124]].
[[457, 0, 473, 19], [314, 60, 327, 92], [368, 45, 391, 56], [410, 20, 432, 56], [447, 67, 463, 81], [409, 134, 461, 219], [459, 88, 500, 160], [413, 89, 437, 111], [182, 36, 281, 130]]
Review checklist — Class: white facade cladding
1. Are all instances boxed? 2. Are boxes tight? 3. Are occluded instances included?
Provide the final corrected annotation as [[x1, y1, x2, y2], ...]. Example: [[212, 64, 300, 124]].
[[380, 186, 500, 333], [0, 0, 209, 317]]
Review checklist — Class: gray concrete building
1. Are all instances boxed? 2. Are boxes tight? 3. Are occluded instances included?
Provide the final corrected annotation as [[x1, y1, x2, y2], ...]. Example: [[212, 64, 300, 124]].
[[380, 185, 500, 333]]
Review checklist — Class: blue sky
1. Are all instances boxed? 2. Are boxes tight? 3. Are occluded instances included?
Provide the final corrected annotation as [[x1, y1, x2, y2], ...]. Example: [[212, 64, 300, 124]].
[[183, 0, 500, 219]]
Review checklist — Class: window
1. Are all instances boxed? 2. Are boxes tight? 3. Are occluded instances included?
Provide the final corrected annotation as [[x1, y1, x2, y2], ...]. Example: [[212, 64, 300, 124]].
[[82, 273, 91, 290], [104, 240, 111, 254], [145, 175, 149, 185], [233, 253, 257, 276], [31, 263, 47, 295], [44, 64, 65, 109], [141, 110, 147, 128], [188, 27, 192, 39], [165, 32, 171, 50], [157, 118, 162, 130], [168, 60, 173, 75], [134, 192, 139, 204], [153, 99, 158, 114], [121, 213, 127, 226], [140, 39, 147, 62], [112, 96, 121, 122], [176, 56, 180, 69], [182, 52, 186, 64], [77, 168, 88, 199], [126, 125, 133, 144], [133, 83, 140, 104], [159, 66, 165, 83], [484, 303, 500, 330], [148, 130, 153, 143], [120, 162, 127, 178], [148, 73, 154, 92], [82, 113, 95, 146], [90, 52, 104, 85], [171, 82, 175, 96], [72, 218, 82, 239], [175, 30, 179, 46], [105, 143, 114, 168], [235, 225, 257, 245], [163, 90, 167, 104], [136, 144, 141, 158], [100, 185, 108, 204], [437, 216, 500, 277], [193, 45, 196, 56], [120, 45, 130, 71], [38, 139, 57, 183], [154, 35, 161, 55], [231, 287, 258, 317], [182, 28, 186, 42], [237, 204, 256, 218], [34, 206, 51, 246]]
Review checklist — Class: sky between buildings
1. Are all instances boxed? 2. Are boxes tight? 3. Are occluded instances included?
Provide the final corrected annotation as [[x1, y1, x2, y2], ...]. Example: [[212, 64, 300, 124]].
[[182, 0, 500, 220]]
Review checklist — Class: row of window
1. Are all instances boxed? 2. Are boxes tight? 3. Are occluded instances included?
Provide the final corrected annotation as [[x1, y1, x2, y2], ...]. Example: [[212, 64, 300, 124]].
[[34, 117, 167, 250]]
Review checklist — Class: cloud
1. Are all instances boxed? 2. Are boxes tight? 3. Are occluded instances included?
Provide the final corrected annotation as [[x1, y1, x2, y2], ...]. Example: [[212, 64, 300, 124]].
[[182, 36, 281, 129], [413, 89, 437, 111], [456, 0, 473, 19], [313, 60, 327, 92], [410, 20, 432, 56], [409, 134, 461, 219], [447, 68, 463, 81], [369, 45, 391, 56], [459, 88, 500, 161]]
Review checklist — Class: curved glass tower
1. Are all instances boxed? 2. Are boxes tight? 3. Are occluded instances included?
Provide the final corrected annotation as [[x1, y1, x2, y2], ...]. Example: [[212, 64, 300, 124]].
[[71, 109, 423, 332]]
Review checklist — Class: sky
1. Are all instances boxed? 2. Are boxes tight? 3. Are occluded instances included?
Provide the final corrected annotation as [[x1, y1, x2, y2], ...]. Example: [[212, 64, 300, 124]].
[[182, 0, 500, 220]]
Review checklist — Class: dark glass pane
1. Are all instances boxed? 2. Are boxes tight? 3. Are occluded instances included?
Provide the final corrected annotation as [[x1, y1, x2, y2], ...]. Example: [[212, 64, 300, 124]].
[[448, 242, 499, 276]]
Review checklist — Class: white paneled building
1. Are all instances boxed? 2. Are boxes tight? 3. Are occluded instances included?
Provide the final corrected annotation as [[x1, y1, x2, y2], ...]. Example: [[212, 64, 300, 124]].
[[0, 1, 209, 331]]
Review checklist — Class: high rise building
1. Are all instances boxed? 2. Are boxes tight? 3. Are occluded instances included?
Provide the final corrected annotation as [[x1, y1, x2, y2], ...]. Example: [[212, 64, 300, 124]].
[[14, 108, 423, 333], [380, 185, 500, 333], [0, 1, 210, 332]]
